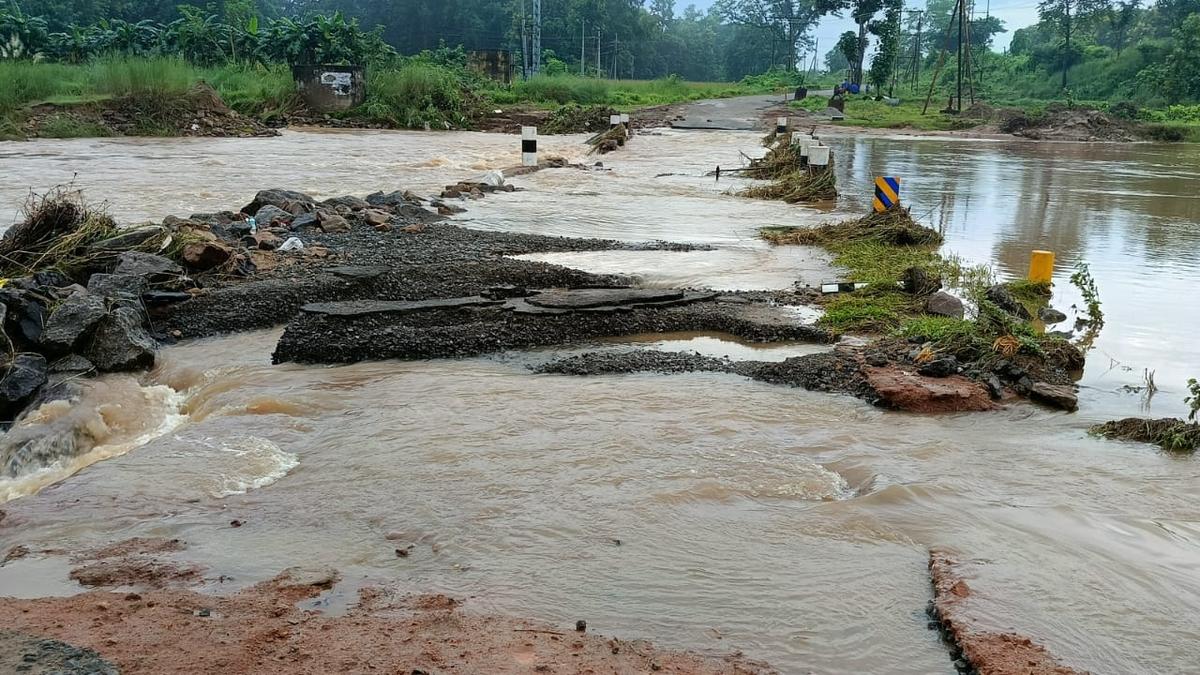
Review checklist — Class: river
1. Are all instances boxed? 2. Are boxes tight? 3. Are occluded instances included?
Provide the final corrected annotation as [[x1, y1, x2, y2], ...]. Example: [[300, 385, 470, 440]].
[[0, 127, 1198, 674]]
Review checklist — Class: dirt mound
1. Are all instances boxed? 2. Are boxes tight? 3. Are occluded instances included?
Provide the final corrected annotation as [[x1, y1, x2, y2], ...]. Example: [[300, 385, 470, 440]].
[[23, 83, 278, 140], [1001, 106, 1137, 142], [0, 568, 778, 674], [1092, 417, 1200, 452], [68, 537, 202, 590]]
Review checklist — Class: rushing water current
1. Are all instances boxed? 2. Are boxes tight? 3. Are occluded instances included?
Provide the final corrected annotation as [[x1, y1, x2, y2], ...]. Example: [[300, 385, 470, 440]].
[[1, 128, 1200, 674]]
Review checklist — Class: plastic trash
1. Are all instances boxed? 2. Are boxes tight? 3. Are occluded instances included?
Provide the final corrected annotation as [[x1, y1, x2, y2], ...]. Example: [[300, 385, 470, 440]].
[[481, 169, 505, 187], [246, 216, 257, 235], [279, 237, 304, 252]]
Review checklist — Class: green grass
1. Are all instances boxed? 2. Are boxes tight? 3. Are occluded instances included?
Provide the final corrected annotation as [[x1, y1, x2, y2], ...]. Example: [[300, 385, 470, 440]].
[[791, 95, 980, 131], [495, 74, 761, 110], [87, 56, 196, 97], [360, 62, 469, 128], [204, 63, 299, 119], [35, 114, 112, 138]]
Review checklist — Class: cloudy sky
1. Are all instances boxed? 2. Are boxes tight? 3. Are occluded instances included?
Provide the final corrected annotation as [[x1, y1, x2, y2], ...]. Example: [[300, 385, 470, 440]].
[[682, 0, 1040, 52]]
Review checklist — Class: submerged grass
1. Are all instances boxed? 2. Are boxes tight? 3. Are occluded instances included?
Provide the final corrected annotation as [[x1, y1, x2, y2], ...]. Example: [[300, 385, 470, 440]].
[[791, 95, 983, 131]]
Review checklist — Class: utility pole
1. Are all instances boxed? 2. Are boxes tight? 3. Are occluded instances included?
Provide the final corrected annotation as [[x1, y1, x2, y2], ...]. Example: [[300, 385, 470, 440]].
[[612, 36, 618, 78], [580, 20, 585, 75], [913, 12, 922, 90], [531, 0, 541, 76], [596, 28, 601, 79]]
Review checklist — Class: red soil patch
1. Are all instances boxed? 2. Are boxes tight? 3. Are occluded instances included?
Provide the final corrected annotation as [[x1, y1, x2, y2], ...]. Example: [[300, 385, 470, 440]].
[[0, 567, 777, 674], [929, 550, 1087, 675], [866, 366, 997, 413]]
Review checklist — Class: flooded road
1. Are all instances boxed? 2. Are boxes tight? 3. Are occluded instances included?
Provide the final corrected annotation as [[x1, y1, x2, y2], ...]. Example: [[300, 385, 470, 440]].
[[1, 127, 1199, 674]]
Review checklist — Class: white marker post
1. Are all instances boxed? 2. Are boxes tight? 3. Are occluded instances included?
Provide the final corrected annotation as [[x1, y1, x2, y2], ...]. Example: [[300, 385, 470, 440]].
[[609, 114, 621, 130], [521, 126, 538, 167], [808, 145, 830, 173], [775, 116, 788, 134], [619, 113, 631, 138]]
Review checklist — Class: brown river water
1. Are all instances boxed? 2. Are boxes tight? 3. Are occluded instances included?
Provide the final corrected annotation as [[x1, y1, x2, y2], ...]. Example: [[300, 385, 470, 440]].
[[1, 128, 1199, 673]]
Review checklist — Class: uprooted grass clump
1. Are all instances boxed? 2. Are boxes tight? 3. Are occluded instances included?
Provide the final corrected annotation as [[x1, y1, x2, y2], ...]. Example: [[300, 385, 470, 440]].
[[762, 207, 943, 247], [1092, 418, 1200, 453], [743, 141, 803, 180], [0, 187, 166, 279], [740, 168, 837, 203]]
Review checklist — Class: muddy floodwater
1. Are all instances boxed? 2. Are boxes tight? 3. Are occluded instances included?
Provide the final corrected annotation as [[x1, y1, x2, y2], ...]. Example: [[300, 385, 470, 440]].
[[2, 129, 1200, 673]]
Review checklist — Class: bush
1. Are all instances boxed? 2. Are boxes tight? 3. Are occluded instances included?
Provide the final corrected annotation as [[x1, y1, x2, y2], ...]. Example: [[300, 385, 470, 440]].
[[362, 63, 467, 128], [512, 75, 611, 105], [87, 56, 196, 97]]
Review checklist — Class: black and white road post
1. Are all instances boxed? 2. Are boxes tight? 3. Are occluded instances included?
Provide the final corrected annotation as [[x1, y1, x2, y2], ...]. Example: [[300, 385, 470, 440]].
[[522, 126, 538, 167]]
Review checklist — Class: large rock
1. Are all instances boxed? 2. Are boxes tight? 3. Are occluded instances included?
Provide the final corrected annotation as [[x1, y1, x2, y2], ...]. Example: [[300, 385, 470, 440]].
[[322, 195, 370, 211], [1039, 306, 1067, 324], [318, 213, 351, 234], [925, 291, 965, 319], [1028, 382, 1078, 412], [181, 241, 233, 271], [361, 209, 391, 227], [291, 213, 319, 231], [242, 189, 316, 215], [902, 266, 942, 295], [86, 274, 148, 310], [86, 226, 168, 253], [85, 308, 156, 372], [253, 204, 293, 226], [0, 288, 48, 346], [985, 284, 1032, 320], [917, 356, 959, 378], [41, 293, 107, 353], [0, 354, 48, 415], [395, 204, 446, 224], [114, 252, 182, 282]]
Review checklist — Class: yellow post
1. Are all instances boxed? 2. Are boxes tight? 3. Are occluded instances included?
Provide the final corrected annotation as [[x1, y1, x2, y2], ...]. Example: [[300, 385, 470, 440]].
[[1028, 250, 1055, 284]]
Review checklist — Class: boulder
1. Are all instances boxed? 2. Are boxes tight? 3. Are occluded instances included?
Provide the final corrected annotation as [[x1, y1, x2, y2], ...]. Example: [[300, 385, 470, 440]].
[[114, 252, 182, 282], [291, 213, 320, 231], [902, 267, 942, 295], [1028, 382, 1078, 412], [362, 209, 391, 227], [184, 211, 237, 227], [181, 241, 233, 271], [322, 195, 370, 211], [0, 289, 48, 346], [985, 284, 1032, 320], [253, 204, 292, 226], [40, 293, 107, 353], [395, 204, 447, 224], [253, 231, 283, 250], [925, 291, 965, 319], [917, 356, 959, 378], [86, 274, 148, 309], [1039, 306, 1067, 324], [984, 373, 1004, 400], [242, 189, 316, 215], [318, 214, 351, 234], [49, 354, 96, 374], [0, 354, 47, 406], [141, 291, 192, 307], [85, 308, 156, 372], [0, 354, 48, 420], [85, 226, 167, 253], [365, 190, 408, 207]]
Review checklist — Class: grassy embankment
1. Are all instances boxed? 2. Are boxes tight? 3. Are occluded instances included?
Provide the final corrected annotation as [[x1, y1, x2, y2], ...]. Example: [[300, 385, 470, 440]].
[[0, 57, 805, 139], [759, 211, 1078, 371], [788, 91, 1200, 141]]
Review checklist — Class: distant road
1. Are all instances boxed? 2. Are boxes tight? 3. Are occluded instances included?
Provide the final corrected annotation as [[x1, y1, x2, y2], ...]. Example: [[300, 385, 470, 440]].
[[670, 91, 833, 131]]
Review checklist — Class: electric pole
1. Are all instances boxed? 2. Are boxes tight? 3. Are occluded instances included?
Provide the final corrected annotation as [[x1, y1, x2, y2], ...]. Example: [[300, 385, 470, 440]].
[[596, 28, 601, 79], [580, 20, 585, 75], [532, 0, 541, 76]]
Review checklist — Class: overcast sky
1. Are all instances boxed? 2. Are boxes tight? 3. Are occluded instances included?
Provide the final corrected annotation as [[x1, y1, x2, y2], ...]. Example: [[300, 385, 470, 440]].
[[682, 0, 1039, 52]]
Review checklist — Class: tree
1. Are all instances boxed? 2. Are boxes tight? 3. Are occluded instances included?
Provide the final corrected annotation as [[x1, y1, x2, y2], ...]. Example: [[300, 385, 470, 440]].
[[1104, 0, 1139, 55], [717, 0, 826, 70], [1038, 0, 1112, 90], [835, 30, 858, 79], [1165, 13, 1200, 101], [867, 0, 901, 93], [849, 0, 883, 84]]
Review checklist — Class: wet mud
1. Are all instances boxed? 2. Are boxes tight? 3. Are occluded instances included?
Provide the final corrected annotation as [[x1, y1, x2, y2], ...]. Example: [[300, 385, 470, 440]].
[[0, 567, 777, 674], [928, 551, 1086, 675]]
